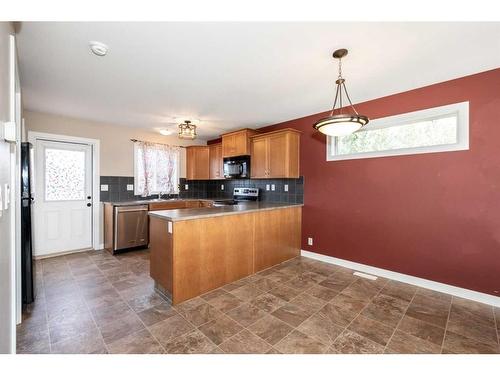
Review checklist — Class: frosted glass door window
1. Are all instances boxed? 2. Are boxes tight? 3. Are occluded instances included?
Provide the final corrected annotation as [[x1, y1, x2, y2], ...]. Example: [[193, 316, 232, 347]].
[[45, 148, 86, 201]]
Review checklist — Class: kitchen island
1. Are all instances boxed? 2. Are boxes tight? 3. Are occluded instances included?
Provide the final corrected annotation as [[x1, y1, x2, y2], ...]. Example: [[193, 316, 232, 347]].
[[148, 202, 302, 304]]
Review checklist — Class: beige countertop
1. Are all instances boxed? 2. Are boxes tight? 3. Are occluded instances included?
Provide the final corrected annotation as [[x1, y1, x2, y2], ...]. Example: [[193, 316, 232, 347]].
[[103, 198, 214, 207], [148, 202, 303, 222]]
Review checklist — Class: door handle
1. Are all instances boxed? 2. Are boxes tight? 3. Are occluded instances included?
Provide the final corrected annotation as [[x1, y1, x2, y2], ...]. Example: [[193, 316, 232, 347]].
[[87, 196, 92, 199], [87, 203, 92, 207]]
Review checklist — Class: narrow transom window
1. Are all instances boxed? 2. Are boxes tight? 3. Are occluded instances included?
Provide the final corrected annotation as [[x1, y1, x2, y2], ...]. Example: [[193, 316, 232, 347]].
[[327, 102, 469, 161]]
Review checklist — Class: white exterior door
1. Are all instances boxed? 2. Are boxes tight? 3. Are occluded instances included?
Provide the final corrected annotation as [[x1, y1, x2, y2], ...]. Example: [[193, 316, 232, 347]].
[[33, 139, 93, 256]]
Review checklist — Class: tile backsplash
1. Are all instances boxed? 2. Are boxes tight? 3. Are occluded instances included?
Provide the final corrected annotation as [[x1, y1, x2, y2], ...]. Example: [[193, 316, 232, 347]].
[[99, 176, 179, 202], [179, 176, 304, 204], [100, 176, 304, 204]]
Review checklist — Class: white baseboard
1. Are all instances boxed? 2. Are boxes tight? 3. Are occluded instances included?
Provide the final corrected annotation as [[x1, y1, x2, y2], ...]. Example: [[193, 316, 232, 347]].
[[95, 243, 104, 250], [301, 250, 500, 308]]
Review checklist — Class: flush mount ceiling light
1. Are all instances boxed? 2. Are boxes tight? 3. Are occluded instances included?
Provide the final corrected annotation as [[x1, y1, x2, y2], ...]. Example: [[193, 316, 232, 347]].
[[178, 120, 197, 140], [313, 49, 369, 137], [159, 129, 173, 136], [89, 41, 108, 56]]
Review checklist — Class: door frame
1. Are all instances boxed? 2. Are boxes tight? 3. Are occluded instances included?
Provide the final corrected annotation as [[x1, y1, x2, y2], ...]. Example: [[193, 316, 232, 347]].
[[28, 131, 101, 253]]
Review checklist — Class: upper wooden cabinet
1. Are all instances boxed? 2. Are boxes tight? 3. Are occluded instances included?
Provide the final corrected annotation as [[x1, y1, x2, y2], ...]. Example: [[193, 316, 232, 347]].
[[186, 146, 209, 180], [250, 128, 301, 179], [209, 143, 223, 179], [221, 129, 259, 158]]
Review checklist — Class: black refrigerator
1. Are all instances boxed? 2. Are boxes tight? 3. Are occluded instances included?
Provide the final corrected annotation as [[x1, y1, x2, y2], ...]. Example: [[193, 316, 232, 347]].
[[21, 142, 36, 304]]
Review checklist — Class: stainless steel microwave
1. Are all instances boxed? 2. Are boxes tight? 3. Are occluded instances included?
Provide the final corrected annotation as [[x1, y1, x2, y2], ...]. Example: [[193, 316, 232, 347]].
[[223, 156, 250, 179]]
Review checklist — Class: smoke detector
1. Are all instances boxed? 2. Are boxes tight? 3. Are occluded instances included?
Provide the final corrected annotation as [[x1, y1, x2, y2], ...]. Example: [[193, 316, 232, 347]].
[[159, 129, 173, 136], [89, 41, 108, 56]]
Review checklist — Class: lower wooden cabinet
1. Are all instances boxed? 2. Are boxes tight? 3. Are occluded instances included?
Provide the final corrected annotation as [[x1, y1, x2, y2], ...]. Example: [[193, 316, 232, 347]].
[[149, 206, 302, 304], [186, 146, 209, 180], [148, 200, 212, 211], [149, 217, 173, 296], [254, 206, 302, 272]]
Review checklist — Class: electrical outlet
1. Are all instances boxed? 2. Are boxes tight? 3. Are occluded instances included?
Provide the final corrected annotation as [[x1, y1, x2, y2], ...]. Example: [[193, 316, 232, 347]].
[[185, 184, 189, 190], [100, 184, 109, 191], [266, 184, 270, 191], [126, 184, 134, 191], [284, 184, 288, 192], [307, 237, 313, 246], [221, 184, 224, 191], [271, 184, 275, 191]]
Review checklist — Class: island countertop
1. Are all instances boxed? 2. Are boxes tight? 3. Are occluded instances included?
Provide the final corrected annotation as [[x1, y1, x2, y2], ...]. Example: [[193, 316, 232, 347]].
[[148, 202, 303, 222]]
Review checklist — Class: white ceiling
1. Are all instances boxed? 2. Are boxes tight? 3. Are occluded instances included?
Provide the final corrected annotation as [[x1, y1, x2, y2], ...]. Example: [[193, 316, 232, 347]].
[[16, 22, 500, 139]]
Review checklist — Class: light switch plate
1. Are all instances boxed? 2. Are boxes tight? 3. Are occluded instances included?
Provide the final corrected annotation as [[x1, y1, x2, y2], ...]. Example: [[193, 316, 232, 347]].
[[100, 184, 109, 191], [1, 121, 16, 142], [126, 184, 134, 191], [284, 184, 288, 192], [4, 183, 10, 209], [271, 184, 275, 191]]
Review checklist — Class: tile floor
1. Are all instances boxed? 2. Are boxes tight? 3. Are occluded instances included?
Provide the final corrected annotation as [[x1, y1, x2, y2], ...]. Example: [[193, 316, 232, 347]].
[[17, 249, 500, 354]]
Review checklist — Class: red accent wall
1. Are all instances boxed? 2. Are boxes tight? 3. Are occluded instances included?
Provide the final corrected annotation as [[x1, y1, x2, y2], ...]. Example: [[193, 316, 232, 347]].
[[258, 68, 500, 296]]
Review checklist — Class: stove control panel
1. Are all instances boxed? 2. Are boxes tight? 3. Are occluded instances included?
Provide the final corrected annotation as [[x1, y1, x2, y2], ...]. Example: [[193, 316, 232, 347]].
[[233, 188, 259, 197]]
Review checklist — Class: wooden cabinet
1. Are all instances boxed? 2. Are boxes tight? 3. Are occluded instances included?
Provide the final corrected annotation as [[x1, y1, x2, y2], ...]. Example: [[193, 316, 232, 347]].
[[254, 207, 301, 272], [250, 136, 268, 178], [186, 146, 209, 180], [148, 200, 213, 211], [199, 200, 214, 208], [149, 206, 302, 304], [250, 128, 301, 178], [209, 143, 223, 179], [148, 201, 189, 211], [221, 129, 258, 157], [149, 217, 173, 297], [170, 213, 256, 303]]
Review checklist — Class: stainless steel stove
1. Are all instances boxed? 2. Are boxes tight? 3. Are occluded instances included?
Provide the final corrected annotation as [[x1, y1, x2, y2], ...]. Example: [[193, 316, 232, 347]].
[[213, 188, 259, 206]]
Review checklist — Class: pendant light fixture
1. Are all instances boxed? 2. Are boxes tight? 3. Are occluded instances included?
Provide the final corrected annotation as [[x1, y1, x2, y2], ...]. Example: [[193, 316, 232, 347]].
[[178, 120, 197, 140], [313, 49, 369, 137]]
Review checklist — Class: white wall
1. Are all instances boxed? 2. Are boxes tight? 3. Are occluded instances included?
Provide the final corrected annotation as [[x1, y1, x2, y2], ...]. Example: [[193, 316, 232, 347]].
[[24, 110, 206, 177], [24, 110, 207, 249], [0, 21, 15, 353]]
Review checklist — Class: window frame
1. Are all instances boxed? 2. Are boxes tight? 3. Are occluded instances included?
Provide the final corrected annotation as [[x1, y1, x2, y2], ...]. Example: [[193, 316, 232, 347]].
[[327, 101, 469, 161], [133, 142, 180, 196]]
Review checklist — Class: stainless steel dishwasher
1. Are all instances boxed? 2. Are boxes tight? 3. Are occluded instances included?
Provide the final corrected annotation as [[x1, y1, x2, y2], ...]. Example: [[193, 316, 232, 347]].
[[114, 205, 149, 251]]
